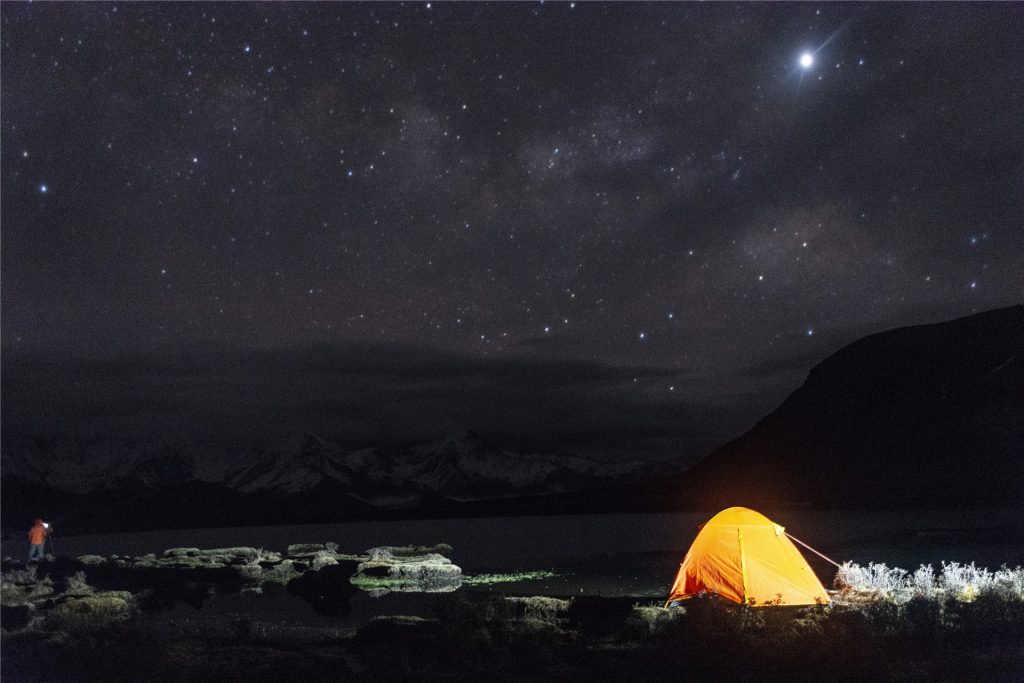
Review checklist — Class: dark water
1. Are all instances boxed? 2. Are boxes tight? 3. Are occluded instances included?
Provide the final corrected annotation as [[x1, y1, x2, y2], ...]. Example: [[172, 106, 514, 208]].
[[37, 507, 1024, 598]]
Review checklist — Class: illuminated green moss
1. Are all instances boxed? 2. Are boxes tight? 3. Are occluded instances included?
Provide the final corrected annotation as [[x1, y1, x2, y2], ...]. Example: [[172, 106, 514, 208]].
[[462, 571, 561, 585]]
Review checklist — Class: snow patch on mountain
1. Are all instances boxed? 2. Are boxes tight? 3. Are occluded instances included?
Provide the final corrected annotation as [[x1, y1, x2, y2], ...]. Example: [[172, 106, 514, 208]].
[[226, 430, 650, 501]]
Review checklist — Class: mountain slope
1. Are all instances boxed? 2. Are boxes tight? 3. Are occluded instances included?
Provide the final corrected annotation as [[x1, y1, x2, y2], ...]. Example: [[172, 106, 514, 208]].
[[678, 306, 1024, 509]]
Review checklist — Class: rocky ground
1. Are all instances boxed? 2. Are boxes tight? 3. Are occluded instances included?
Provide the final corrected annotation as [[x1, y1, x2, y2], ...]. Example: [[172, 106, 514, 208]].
[[2, 544, 1023, 682]]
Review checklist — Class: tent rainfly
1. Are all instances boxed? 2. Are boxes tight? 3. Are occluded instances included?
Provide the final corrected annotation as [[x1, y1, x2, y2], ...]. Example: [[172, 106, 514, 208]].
[[666, 507, 830, 607]]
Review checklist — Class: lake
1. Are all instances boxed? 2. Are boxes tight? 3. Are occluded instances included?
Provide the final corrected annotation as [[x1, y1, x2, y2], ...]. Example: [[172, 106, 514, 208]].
[[41, 507, 1024, 598]]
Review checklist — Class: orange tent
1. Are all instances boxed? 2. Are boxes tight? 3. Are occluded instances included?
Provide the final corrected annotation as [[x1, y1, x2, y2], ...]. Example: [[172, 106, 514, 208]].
[[666, 507, 830, 606]]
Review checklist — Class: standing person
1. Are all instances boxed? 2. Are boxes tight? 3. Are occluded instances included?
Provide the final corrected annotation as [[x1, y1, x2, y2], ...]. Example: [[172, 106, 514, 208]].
[[27, 518, 49, 561]]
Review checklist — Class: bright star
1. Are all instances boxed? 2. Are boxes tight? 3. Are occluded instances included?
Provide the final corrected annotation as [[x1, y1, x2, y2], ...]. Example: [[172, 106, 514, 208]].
[[39, 184, 48, 194], [799, 52, 814, 69]]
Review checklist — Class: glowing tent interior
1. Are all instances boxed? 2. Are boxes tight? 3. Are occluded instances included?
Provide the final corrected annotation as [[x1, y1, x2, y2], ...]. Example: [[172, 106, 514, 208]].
[[666, 507, 831, 606]]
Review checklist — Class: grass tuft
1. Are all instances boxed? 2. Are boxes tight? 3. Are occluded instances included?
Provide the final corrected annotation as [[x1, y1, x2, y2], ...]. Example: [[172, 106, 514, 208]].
[[462, 570, 561, 585]]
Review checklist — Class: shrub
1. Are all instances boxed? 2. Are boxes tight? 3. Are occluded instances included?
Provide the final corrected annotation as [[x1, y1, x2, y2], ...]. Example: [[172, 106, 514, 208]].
[[910, 564, 935, 596], [835, 561, 913, 603], [626, 603, 682, 637], [989, 565, 1024, 601], [836, 561, 1024, 607], [937, 562, 992, 601], [506, 596, 570, 623]]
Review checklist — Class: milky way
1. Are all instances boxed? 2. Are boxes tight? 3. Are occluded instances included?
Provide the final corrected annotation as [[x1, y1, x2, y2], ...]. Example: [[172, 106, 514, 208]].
[[2, 3, 1021, 458]]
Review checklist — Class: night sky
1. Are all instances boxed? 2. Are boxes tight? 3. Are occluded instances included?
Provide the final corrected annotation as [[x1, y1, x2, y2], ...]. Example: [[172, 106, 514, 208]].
[[2, 3, 1022, 462]]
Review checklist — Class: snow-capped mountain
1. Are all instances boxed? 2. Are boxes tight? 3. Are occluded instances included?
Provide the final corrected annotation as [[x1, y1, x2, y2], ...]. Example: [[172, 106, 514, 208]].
[[226, 430, 649, 504], [3, 430, 653, 507], [226, 433, 350, 494]]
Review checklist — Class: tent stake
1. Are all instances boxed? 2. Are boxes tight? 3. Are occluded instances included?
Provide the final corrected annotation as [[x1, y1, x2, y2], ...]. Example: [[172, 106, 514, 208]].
[[785, 532, 841, 568]]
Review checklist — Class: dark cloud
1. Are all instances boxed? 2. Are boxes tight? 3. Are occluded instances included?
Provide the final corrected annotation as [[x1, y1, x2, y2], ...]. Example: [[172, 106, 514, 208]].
[[2, 344, 745, 465]]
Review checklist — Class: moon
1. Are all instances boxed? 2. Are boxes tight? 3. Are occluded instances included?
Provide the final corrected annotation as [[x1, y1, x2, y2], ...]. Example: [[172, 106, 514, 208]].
[[799, 52, 814, 69]]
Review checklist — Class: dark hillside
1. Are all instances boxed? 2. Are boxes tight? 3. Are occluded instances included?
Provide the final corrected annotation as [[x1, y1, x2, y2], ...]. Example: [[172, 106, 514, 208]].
[[676, 306, 1024, 509]]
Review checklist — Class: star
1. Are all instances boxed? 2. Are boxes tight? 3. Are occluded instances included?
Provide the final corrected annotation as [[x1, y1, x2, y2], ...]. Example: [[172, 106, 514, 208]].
[[0, 1, 1017, 469]]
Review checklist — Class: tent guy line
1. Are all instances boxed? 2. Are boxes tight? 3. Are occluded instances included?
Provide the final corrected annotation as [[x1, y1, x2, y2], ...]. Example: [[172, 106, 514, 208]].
[[785, 532, 841, 568]]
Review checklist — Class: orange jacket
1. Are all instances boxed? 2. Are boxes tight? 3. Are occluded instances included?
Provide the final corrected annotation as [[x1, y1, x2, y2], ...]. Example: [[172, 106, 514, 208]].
[[28, 520, 48, 545]]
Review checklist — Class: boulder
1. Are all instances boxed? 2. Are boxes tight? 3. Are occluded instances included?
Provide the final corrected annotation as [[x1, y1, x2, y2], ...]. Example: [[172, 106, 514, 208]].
[[354, 546, 462, 593], [1, 583, 55, 606], [287, 543, 326, 557], [255, 551, 282, 565], [193, 547, 260, 561], [261, 560, 300, 584], [45, 591, 135, 630]]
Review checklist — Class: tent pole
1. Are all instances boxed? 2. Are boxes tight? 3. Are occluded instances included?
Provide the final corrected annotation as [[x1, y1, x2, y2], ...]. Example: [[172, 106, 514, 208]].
[[785, 532, 841, 568], [738, 528, 750, 604]]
